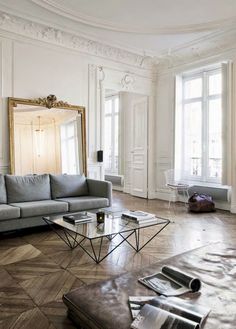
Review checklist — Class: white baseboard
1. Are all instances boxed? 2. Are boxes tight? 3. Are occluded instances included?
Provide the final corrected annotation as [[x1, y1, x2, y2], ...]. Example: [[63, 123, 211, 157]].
[[155, 189, 178, 202], [147, 191, 157, 199], [230, 205, 236, 213], [112, 185, 124, 192], [123, 186, 131, 194]]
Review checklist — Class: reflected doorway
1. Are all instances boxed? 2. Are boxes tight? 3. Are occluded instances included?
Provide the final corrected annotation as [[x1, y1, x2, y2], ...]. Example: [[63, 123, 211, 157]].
[[104, 90, 148, 198]]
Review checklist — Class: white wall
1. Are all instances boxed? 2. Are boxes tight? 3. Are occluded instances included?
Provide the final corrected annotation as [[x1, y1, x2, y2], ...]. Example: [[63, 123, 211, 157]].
[[155, 50, 236, 212], [0, 31, 155, 197]]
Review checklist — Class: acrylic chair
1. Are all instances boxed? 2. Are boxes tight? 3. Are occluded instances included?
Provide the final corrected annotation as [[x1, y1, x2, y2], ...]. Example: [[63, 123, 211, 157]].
[[164, 169, 190, 208]]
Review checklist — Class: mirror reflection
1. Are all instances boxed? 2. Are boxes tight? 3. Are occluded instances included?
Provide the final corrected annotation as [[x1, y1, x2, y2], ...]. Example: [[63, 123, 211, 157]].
[[9, 96, 86, 176]]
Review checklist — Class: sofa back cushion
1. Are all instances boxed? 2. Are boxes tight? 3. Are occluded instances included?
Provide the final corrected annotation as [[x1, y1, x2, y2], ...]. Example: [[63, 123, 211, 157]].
[[5, 174, 51, 203], [0, 174, 7, 204], [50, 174, 88, 199]]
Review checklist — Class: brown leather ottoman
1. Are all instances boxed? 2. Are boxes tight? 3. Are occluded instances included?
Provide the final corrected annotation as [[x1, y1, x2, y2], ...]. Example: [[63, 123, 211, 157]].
[[63, 243, 236, 329]]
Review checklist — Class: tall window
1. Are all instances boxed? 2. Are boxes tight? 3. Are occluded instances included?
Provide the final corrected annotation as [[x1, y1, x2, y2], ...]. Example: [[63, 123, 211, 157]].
[[104, 95, 119, 174], [60, 120, 79, 174], [176, 67, 223, 184]]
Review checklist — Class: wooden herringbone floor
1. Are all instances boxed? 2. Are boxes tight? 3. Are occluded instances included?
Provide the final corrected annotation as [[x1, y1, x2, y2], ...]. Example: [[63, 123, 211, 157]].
[[1, 191, 236, 329]]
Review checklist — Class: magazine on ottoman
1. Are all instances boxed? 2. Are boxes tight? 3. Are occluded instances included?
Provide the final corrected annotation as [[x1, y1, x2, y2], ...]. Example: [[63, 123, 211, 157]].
[[129, 295, 210, 329], [138, 265, 201, 296]]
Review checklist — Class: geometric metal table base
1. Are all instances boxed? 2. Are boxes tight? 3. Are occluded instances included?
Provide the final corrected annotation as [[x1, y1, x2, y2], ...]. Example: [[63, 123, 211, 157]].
[[43, 217, 170, 264]]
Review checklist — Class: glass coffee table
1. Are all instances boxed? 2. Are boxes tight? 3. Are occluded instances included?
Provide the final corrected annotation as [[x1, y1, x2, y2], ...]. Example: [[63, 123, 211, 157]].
[[42, 212, 170, 264]]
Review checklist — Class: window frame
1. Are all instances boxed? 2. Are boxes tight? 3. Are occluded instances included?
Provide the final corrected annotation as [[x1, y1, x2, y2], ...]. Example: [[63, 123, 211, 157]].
[[181, 66, 222, 184]]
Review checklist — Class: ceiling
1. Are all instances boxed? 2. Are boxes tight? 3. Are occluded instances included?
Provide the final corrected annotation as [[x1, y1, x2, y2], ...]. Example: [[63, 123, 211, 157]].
[[1, 0, 236, 56]]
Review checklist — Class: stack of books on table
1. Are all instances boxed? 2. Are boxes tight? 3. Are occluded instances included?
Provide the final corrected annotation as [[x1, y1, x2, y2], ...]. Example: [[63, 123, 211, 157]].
[[63, 212, 92, 224], [121, 210, 157, 225]]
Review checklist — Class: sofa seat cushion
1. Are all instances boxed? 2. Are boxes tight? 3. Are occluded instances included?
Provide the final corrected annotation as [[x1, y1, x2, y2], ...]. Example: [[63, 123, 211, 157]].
[[50, 174, 89, 199], [0, 204, 20, 220], [10, 200, 68, 218], [5, 174, 51, 203], [57, 196, 109, 212], [0, 174, 7, 204]]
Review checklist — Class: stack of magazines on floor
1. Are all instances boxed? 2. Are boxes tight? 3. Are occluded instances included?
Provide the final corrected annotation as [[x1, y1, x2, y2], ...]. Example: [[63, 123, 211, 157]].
[[121, 210, 157, 225], [62, 212, 92, 224], [129, 266, 210, 329]]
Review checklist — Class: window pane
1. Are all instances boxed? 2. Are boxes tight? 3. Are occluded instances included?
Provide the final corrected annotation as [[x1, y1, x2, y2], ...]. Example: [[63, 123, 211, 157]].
[[105, 99, 112, 114], [104, 116, 112, 171], [60, 122, 78, 174], [184, 78, 202, 99], [209, 73, 222, 96], [114, 114, 119, 172], [208, 98, 222, 179], [114, 97, 119, 113], [68, 139, 76, 174], [67, 122, 74, 138], [60, 125, 66, 140], [61, 141, 67, 173], [184, 102, 202, 177]]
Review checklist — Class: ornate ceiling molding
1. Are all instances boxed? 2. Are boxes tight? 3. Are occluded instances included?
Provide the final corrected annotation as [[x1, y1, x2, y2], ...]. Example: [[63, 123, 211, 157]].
[[0, 11, 153, 69], [0, 10, 236, 72], [32, 0, 236, 35], [155, 27, 236, 70]]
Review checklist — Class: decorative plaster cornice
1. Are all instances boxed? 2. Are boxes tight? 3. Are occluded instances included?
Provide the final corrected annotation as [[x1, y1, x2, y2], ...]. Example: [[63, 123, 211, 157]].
[[1, 10, 236, 72], [0, 11, 153, 69], [156, 27, 236, 70]]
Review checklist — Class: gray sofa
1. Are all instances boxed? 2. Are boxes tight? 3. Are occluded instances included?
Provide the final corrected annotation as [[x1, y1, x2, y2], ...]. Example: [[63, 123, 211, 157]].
[[0, 174, 112, 233]]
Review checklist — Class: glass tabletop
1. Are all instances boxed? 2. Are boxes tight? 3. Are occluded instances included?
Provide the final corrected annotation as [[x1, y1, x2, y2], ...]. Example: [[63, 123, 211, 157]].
[[100, 206, 128, 218], [43, 212, 169, 240]]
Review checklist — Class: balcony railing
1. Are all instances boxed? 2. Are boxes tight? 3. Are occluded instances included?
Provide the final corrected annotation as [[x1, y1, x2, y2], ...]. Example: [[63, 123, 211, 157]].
[[190, 157, 221, 178]]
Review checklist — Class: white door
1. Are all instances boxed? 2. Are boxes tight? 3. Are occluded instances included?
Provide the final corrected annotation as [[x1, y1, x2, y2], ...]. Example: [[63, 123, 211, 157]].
[[131, 96, 148, 198]]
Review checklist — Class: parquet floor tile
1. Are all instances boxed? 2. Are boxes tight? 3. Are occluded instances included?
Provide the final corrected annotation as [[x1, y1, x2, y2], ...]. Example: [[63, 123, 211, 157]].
[[0, 268, 35, 321], [22, 230, 54, 245], [105, 248, 160, 272], [4, 253, 62, 282], [0, 307, 57, 329], [20, 269, 84, 306], [40, 301, 75, 329], [46, 248, 91, 269], [0, 236, 26, 249], [0, 244, 41, 266], [68, 262, 126, 285]]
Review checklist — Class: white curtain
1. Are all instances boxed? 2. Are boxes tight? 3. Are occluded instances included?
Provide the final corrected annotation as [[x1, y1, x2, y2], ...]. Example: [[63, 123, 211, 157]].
[[221, 61, 233, 186], [174, 75, 183, 182]]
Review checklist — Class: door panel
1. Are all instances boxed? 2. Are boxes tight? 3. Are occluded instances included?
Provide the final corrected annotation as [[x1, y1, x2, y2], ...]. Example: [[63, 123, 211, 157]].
[[131, 96, 148, 198]]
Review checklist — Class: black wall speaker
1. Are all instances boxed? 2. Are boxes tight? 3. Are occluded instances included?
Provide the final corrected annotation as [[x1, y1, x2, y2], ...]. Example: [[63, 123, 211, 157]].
[[97, 150, 103, 162]]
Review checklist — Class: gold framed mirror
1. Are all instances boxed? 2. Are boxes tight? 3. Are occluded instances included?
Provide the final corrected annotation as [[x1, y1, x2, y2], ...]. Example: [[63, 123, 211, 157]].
[[8, 95, 87, 176]]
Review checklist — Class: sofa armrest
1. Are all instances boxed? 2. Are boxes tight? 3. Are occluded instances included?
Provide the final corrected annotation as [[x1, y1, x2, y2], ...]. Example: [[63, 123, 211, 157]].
[[86, 179, 112, 206]]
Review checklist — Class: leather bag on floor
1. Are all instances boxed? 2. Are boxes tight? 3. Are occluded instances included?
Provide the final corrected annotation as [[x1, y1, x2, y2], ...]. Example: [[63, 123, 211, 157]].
[[188, 192, 215, 213]]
